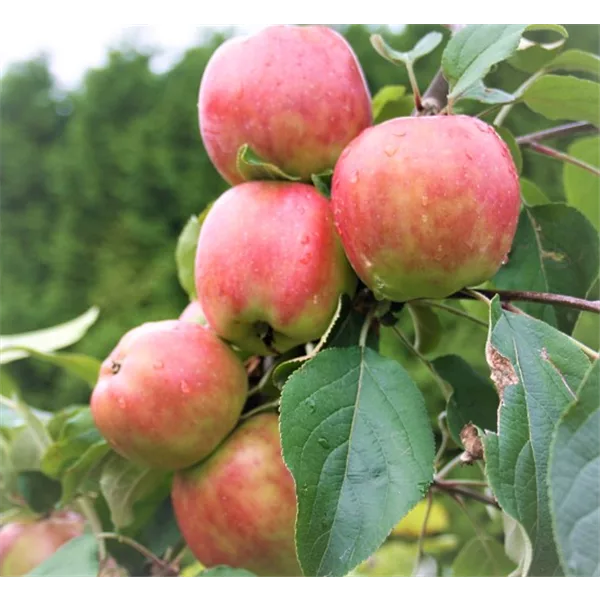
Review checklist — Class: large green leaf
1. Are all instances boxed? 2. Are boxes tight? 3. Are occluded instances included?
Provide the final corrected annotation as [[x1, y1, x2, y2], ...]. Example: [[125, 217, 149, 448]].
[[100, 454, 170, 530], [442, 25, 526, 101], [280, 347, 435, 577], [564, 136, 599, 230], [452, 537, 516, 576], [494, 204, 599, 334], [483, 298, 591, 576], [0, 307, 99, 364], [433, 355, 498, 445], [508, 27, 568, 74], [523, 75, 600, 126], [546, 49, 600, 77], [549, 360, 599, 577], [26, 534, 99, 577]]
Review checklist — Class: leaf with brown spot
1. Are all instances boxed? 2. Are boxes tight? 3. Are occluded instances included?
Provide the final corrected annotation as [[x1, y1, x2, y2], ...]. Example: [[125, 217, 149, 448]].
[[483, 297, 592, 576]]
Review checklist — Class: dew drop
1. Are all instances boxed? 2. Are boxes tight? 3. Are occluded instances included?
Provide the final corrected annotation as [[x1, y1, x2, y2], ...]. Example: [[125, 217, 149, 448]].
[[318, 438, 331, 449], [421, 214, 429, 224], [153, 360, 164, 370], [117, 397, 126, 409], [501, 253, 509, 266], [180, 380, 190, 394], [349, 170, 359, 184], [306, 399, 316, 413], [341, 146, 351, 159], [384, 144, 396, 157], [300, 235, 310, 245]]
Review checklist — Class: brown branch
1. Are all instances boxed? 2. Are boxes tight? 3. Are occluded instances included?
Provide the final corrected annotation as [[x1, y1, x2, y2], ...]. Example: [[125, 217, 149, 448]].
[[451, 288, 600, 314], [522, 142, 600, 176], [432, 479, 500, 509], [412, 25, 465, 116], [516, 121, 599, 145]]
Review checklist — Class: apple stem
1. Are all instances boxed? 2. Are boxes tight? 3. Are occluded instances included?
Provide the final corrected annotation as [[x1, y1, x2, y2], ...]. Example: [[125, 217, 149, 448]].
[[412, 490, 433, 575], [452, 288, 600, 314], [522, 141, 600, 176]]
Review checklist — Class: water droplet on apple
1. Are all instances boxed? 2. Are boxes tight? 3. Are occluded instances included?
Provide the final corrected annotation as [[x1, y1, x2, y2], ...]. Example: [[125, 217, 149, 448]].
[[318, 438, 330, 449], [341, 147, 351, 159], [421, 195, 429, 207], [300, 252, 312, 265], [421, 214, 429, 224], [501, 253, 509, 265], [465, 151, 473, 160], [384, 145, 396, 157], [117, 397, 126, 409], [180, 380, 190, 394], [153, 360, 164, 370], [300, 235, 310, 245], [349, 170, 359, 184]]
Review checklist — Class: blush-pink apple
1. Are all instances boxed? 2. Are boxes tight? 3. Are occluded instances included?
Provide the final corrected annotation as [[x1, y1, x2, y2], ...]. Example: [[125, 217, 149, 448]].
[[331, 115, 520, 301], [91, 320, 248, 470], [199, 25, 372, 185], [0, 512, 84, 577], [172, 413, 301, 577], [195, 182, 356, 355]]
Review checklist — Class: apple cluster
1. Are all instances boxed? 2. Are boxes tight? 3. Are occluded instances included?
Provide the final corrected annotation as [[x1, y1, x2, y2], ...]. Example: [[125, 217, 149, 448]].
[[88, 24, 520, 577]]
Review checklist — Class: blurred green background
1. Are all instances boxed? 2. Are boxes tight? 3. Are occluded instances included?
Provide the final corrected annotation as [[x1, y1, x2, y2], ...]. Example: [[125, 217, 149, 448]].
[[1, 24, 598, 410]]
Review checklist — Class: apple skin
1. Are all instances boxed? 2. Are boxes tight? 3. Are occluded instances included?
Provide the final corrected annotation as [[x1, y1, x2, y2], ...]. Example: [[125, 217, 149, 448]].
[[0, 512, 84, 577], [195, 182, 357, 355], [172, 412, 301, 577], [331, 115, 521, 301], [91, 320, 248, 470], [179, 300, 207, 326], [199, 25, 372, 185]]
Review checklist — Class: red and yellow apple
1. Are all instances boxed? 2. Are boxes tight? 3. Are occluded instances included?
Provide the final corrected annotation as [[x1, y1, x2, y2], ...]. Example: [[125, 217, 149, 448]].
[[91, 320, 248, 470], [195, 181, 356, 355], [172, 412, 301, 577], [199, 25, 372, 185], [331, 115, 520, 301], [0, 512, 84, 577]]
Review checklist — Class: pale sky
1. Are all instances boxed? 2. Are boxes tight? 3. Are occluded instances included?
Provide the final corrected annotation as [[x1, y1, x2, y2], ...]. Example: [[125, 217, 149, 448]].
[[0, 23, 395, 90], [0, 24, 262, 88]]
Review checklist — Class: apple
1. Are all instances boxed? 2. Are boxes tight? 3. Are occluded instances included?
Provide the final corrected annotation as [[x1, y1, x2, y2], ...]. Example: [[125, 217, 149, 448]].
[[91, 320, 248, 470], [171, 412, 301, 577], [195, 181, 356, 355], [199, 25, 372, 185], [179, 300, 207, 326], [0, 512, 84, 577], [331, 115, 521, 301]]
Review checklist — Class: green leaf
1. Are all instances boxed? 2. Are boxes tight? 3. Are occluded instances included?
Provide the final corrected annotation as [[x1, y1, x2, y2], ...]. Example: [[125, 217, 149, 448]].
[[371, 85, 413, 124], [523, 75, 600, 126], [0, 367, 21, 401], [433, 355, 498, 445], [16, 471, 61, 514], [496, 127, 523, 174], [5, 397, 52, 457], [197, 566, 257, 577], [311, 170, 333, 198], [494, 204, 600, 334], [452, 537, 516, 576], [407, 304, 442, 355], [2, 348, 100, 387], [280, 346, 435, 577], [236, 144, 302, 183], [0, 396, 51, 430], [371, 32, 443, 66], [520, 177, 550, 206], [564, 136, 599, 230], [503, 512, 533, 577], [549, 360, 599, 577], [41, 407, 109, 503], [0, 307, 99, 364], [458, 81, 515, 105], [546, 49, 600, 76], [483, 298, 592, 576], [442, 25, 527, 100], [26, 534, 99, 577], [508, 27, 568, 74], [100, 453, 170, 530], [175, 215, 201, 300], [326, 295, 378, 350], [572, 278, 599, 352]]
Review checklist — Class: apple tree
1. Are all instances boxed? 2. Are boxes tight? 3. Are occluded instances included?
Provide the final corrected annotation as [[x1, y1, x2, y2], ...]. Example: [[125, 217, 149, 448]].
[[0, 24, 598, 578]]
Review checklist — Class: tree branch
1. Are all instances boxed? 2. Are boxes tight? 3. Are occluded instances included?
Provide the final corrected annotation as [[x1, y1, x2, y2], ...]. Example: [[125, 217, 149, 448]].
[[451, 288, 600, 314], [522, 142, 600, 176], [412, 25, 465, 116], [516, 121, 599, 145], [433, 478, 500, 509]]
